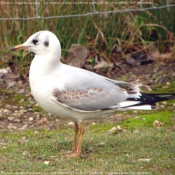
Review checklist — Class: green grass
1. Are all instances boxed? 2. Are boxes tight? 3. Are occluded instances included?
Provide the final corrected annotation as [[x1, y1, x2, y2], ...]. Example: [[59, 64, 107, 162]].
[[0, 119, 175, 174], [121, 110, 175, 129]]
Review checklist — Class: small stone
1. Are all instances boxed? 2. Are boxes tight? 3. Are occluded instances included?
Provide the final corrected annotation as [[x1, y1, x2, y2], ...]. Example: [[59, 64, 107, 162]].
[[44, 161, 49, 165], [67, 122, 74, 126], [8, 117, 14, 121], [3, 109, 10, 114], [14, 119, 21, 123], [29, 117, 34, 121], [18, 89, 25, 94], [0, 67, 11, 74]]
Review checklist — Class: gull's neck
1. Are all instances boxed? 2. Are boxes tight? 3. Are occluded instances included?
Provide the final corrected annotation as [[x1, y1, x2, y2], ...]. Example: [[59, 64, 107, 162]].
[[30, 49, 61, 77]]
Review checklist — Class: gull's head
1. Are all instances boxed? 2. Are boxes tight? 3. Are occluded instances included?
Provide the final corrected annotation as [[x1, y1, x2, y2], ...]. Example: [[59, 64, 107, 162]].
[[11, 30, 61, 55]]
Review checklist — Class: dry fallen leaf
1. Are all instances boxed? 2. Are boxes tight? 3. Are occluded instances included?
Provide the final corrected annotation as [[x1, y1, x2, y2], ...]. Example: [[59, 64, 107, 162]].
[[94, 60, 113, 69], [107, 125, 126, 134], [7, 123, 17, 130], [138, 158, 151, 162], [149, 49, 160, 59], [18, 124, 28, 131], [159, 52, 173, 60], [153, 120, 164, 128], [36, 118, 49, 126]]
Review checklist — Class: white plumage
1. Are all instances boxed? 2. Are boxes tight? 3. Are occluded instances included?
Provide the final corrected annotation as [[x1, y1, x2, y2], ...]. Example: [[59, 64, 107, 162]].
[[12, 30, 175, 157]]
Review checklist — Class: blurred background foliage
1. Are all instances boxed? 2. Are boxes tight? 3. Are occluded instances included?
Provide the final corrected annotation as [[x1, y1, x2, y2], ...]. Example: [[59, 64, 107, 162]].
[[0, 0, 175, 68]]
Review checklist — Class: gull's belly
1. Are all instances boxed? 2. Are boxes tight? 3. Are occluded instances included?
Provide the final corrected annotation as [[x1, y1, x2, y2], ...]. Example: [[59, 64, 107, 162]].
[[29, 78, 69, 118], [29, 80, 115, 121]]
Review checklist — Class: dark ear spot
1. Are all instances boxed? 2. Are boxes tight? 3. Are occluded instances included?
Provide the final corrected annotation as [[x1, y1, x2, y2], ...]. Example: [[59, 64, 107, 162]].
[[44, 41, 49, 47]]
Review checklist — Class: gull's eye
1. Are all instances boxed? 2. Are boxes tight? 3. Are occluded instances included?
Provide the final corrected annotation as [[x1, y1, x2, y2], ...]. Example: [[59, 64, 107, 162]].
[[32, 38, 38, 45]]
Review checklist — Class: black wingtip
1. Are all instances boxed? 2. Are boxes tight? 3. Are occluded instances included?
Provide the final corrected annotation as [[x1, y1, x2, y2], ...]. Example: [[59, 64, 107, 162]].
[[126, 93, 175, 109], [141, 93, 175, 103]]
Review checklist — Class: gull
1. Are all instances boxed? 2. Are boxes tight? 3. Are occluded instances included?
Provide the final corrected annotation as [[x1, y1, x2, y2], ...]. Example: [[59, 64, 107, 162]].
[[11, 31, 175, 157]]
